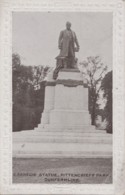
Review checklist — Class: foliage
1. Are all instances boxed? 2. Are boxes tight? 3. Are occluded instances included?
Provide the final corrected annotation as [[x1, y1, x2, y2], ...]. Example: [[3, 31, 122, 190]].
[[79, 56, 107, 125], [12, 53, 21, 69], [12, 53, 50, 131], [101, 71, 112, 133]]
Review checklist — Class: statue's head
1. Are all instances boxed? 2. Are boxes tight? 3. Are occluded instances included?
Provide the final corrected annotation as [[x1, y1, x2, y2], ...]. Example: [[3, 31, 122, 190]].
[[66, 21, 71, 30]]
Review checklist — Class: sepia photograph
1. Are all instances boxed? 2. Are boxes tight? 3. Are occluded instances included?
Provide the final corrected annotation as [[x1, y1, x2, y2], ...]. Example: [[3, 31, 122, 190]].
[[0, 1, 125, 194], [12, 12, 113, 184]]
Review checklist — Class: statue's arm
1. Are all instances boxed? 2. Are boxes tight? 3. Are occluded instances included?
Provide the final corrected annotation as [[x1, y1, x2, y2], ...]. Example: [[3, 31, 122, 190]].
[[58, 31, 63, 49]]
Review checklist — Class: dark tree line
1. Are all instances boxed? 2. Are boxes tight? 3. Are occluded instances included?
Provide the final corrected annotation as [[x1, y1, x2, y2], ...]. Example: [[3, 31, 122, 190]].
[[79, 56, 112, 133], [12, 53, 50, 131], [101, 71, 112, 133]]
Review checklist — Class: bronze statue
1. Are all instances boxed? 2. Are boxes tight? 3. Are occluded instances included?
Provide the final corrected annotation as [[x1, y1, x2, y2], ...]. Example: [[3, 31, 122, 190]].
[[53, 22, 80, 79]]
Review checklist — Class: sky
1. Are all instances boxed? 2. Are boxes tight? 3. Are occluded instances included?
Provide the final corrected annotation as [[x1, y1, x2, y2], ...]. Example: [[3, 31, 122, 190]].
[[12, 12, 112, 70]]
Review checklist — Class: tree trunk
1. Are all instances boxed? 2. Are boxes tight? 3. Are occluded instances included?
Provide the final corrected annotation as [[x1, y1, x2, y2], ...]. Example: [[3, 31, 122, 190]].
[[91, 101, 96, 125], [88, 88, 97, 126], [91, 96, 97, 125]]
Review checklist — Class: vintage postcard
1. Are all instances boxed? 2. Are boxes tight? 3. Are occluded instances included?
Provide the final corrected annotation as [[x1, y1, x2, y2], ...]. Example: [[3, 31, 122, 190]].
[[0, 0, 125, 195]]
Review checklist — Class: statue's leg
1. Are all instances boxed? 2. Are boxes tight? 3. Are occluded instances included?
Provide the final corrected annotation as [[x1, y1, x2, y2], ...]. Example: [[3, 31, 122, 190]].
[[68, 45, 75, 68], [53, 59, 63, 80], [70, 56, 75, 68], [68, 54, 75, 68], [63, 57, 68, 69], [67, 49, 71, 68]]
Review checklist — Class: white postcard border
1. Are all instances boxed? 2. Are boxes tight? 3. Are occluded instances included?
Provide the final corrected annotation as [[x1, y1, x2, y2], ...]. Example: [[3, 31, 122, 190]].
[[0, 0, 125, 195]]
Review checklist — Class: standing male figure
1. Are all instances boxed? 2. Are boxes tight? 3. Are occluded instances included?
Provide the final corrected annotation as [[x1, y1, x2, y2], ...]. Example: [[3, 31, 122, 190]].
[[53, 22, 80, 79]]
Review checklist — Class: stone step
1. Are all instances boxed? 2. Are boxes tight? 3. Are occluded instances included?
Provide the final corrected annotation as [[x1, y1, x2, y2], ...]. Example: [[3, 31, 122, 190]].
[[33, 127, 107, 134], [13, 136, 112, 144], [13, 134, 111, 140], [13, 142, 112, 158], [36, 124, 97, 132], [13, 131, 112, 138], [13, 131, 110, 138]]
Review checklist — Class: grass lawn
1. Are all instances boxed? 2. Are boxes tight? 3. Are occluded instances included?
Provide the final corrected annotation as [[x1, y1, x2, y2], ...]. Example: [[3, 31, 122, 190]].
[[13, 158, 112, 184]]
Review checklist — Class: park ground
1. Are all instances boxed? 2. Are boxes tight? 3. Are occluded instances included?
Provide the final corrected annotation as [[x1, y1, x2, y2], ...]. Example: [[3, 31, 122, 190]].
[[13, 158, 112, 184]]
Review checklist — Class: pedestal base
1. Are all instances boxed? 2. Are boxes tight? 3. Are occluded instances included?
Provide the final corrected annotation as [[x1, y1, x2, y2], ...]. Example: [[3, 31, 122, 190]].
[[13, 129, 112, 158], [13, 69, 112, 158], [39, 69, 91, 130]]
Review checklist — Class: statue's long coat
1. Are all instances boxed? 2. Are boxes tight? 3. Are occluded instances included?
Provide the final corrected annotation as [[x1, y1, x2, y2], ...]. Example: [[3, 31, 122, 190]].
[[58, 29, 79, 57]]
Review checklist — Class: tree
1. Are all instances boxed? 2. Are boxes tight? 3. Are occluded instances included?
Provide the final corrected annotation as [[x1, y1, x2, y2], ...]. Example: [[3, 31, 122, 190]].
[[12, 54, 34, 106], [12, 53, 50, 131], [79, 56, 107, 125], [12, 53, 50, 105], [32, 65, 50, 90], [101, 71, 112, 133], [12, 53, 21, 69]]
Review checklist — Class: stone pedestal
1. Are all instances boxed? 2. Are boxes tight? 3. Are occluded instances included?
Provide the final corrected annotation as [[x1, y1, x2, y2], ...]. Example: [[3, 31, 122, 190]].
[[13, 69, 112, 158], [37, 69, 92, 131]]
